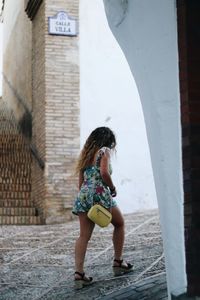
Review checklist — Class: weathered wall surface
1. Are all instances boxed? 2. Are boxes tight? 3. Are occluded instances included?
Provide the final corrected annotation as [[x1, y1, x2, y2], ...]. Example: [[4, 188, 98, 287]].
[[0, 24, 2, 95], [3, 0, 32, 137]]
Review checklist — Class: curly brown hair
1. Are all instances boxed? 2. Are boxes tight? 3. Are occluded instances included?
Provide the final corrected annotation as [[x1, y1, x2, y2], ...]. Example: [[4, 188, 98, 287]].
[[75, 127, 116, 173]]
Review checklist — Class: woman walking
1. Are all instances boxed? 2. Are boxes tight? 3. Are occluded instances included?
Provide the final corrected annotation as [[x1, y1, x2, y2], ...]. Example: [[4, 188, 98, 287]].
[[72, 127, 133, 289]]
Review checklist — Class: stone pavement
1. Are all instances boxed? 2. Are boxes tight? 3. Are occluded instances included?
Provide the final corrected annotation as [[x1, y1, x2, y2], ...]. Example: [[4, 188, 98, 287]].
[[100, 273, 167, 300], [0, 209, 168, 299]]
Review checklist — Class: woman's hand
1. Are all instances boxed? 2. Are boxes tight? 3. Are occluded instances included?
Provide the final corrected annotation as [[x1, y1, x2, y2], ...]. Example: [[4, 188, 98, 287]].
[[110, 186, 117, 197]]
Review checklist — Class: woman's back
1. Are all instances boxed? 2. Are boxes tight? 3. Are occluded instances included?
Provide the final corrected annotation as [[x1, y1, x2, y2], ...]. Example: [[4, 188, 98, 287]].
[[72, 147, 115, 215]]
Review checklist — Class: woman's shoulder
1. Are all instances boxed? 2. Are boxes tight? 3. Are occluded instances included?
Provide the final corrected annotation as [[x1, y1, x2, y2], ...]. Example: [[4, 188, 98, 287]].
[[98, 147, 111, 155], [95, 147, 111, 166]]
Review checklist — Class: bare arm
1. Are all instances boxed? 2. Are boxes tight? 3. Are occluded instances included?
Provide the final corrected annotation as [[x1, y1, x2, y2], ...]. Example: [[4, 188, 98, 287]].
[[100, 150, 117, 197]]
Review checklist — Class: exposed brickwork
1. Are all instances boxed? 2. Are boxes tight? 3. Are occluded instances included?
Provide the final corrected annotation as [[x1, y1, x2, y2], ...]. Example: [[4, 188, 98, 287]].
[[177, 0, 200, 296], [44, 0, 79, 223], [0, 99, 41, 225], [31, 0, 46, 223], [31, 0, 80, 224], [1, 0, 80, 224]]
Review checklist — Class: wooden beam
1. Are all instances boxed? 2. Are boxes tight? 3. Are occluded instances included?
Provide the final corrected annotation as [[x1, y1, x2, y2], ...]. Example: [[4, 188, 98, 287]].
[[25, 0, 43, 20]]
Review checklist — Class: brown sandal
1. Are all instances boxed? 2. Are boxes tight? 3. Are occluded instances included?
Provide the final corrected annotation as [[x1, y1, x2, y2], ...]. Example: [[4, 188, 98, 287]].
[[74, 271, 93, 289], [113, 259, 134, 276]]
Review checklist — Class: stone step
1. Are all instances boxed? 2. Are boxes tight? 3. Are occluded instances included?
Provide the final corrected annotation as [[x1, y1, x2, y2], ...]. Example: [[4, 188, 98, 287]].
[[0, 149, 31, 156], [0, 146, 29, 151], [0, 207, 37, 216], [0, 163, 31, 167], [0, 171, 31, 177], [0, 199, 34, 207], [0, 166, 31, 169], [0, 184, 31, 192], [0, 150, 30, 155], [0, 168, 31, 176], [0, 215, 42, 225], [0, 140, 29, 146], [0, 178, 31, 184], [0, 155, 31, 160], [0, 149, 31, 154], [0, 133, 27, 139], [0, 191, 31, 199], [0, 102, 37, 224], [0, 143, 29, 150], [0, 159, 31, 164]]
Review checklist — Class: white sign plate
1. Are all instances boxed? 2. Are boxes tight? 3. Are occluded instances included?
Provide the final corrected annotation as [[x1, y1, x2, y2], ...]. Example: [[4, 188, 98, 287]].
[[48, 11, 77, 36]]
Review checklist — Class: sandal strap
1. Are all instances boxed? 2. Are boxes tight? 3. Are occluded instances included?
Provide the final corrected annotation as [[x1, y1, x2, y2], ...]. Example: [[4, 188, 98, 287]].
[[113, 259, 133, 269], [114, 259, 123, 266], [74, 271, 93, 282], [75, 271, 85, 278]]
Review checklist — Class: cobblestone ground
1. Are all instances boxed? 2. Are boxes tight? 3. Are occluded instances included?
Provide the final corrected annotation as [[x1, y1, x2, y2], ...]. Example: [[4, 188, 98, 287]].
[[0, 209, 167, 300]]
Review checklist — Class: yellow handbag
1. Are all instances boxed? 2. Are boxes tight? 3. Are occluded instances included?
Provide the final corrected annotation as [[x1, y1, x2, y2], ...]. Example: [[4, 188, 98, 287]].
[[87, 204, 112, 227]]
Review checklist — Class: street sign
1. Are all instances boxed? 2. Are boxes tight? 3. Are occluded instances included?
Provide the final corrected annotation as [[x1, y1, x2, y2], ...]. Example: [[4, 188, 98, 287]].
[[48, 11, 77, 36]]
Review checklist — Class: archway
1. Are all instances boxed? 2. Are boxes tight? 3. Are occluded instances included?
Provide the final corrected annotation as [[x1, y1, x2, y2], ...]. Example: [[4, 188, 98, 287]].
[[103, 0, 187, 299]]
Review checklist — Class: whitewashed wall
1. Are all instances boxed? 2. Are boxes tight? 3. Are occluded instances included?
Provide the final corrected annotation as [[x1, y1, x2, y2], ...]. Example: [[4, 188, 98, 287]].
[[103, 0, 186, 298], [0, 23, 2, 95], [2, 0, 23, 54], [80, 0, 157, 214]]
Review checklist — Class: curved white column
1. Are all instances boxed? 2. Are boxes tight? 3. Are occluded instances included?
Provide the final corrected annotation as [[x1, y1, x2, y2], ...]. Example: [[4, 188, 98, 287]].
[[103, 0, 187, 298]]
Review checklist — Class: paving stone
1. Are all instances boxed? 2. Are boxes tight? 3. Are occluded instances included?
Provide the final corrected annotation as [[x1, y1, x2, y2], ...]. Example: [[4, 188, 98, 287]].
[[0, 209, 168, 300]]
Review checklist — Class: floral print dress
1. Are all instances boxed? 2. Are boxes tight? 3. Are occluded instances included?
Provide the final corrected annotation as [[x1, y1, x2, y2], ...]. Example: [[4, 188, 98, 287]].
[[72, 147, 117, 215]]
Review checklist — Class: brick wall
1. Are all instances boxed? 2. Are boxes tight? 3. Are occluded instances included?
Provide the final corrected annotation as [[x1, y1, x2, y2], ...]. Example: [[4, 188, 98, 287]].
[[0, 98, 42, 225], [31, 0, 46, 223], [31, 0, 80, 224], [177, 0, 200, 296], [44, 0, 79, 224], [1, 0, 79, 224]]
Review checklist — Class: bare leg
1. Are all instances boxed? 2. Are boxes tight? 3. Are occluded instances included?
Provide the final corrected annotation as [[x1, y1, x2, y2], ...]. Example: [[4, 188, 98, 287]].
[[111, 207, 133, 275], [75, 213, 95, 277], [111, 206, 125, 260]]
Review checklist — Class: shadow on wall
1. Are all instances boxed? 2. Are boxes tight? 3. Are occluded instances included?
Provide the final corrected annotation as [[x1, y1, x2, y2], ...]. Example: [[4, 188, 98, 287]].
[[3, 73, 32, 139]]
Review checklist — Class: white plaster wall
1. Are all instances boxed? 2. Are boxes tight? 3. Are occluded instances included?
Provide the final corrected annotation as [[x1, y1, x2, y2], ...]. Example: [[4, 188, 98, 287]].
[[0, 23, 2, 95], [80, 0, 157, 214], [2, 0, 22, 54], [103, 0, 186, 298], [2, 0, 32, 115]]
